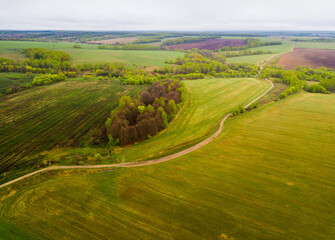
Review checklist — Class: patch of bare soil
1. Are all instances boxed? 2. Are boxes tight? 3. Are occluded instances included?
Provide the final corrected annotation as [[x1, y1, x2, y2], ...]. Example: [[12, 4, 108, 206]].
[[277, 48, 335, 69]]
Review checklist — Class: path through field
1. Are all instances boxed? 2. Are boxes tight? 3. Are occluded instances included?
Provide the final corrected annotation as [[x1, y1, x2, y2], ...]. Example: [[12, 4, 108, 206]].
[[0, 81, 273, 189]]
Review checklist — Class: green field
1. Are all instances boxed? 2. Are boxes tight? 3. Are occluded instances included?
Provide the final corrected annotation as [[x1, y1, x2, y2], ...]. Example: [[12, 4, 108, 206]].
[[293, 41, 335, 49], [227, 41, 293, 64], [0, 80, 140, 184], [0, 72, 34, 94], [1, 92, 334, 239], [116, 78, 270, 162], [0, 41, 184, 67]]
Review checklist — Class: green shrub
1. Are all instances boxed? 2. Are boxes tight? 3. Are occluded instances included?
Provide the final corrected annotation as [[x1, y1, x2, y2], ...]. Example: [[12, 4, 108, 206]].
[[32, 72, 67, 86], [231, 106, 246, 116], [94, 153, 102, 161], [246, 102, 259, 110], [307, 84, 328, 93]]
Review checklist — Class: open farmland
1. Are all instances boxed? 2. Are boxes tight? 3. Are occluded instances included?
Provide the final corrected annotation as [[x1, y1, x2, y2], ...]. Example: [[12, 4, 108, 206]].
[[167, 39, 247, 50], [0, 41, 183, 67], [1, 93, 334, 240], [0, 80, 140, 184], [116, 78, 270, 162], [277, 48, 335, 69], [89, 37, 139, 44]]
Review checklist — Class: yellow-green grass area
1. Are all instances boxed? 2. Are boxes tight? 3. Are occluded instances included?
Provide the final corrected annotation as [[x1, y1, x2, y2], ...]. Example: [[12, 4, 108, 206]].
[[0, 72, 34, 94], [0, 80, 141, 184], [0, 41, 184, 67], [1, 92, 334, 240], [293, 41, 335, 49], [115, 78, 270, 162], [226, 41, 293, 64]]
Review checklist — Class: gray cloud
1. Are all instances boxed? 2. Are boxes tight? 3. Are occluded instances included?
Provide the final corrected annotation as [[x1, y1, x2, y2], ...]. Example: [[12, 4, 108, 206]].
[[0, 0, 334, 30]]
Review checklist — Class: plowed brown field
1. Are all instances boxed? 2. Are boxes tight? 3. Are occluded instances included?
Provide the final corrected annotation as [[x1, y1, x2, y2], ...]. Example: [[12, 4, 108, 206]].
[[277, 48, 335, 69], [167, 38, 247, 50]]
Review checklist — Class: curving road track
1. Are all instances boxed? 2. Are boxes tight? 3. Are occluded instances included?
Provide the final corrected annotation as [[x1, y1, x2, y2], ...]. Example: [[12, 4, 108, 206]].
[[0, 80, 273, 189]]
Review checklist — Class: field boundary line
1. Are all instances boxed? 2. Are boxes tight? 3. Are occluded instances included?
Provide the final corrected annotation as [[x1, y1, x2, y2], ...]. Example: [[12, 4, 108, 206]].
[[0, 80, 273, 189]]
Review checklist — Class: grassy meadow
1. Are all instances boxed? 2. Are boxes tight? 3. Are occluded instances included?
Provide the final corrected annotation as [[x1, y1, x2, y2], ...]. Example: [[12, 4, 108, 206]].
[[293, 41, 335, 49], [0, 80, 141, 184], [226, 41, 293, 64], [1, 92, 334, 239], [115, 78, 270, 162], [0, 72, 34, 94], [0, 41, 183, 67]]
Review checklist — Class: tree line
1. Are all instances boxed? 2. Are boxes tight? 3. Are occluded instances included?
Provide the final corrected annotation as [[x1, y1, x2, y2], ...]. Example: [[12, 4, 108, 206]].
[[97, 44, 161, 51], [161, 36, 219, 46], [261, 66, 335, 96], [0, 48, 73, 74], [160, 53, 259, 77]]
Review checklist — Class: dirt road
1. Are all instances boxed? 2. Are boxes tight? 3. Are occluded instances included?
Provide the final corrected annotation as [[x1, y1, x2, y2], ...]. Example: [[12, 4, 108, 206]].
[[0, 81, 273, 189]]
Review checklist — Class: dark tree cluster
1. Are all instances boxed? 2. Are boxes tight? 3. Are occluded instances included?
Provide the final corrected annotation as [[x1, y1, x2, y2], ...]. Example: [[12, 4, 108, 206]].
[[104, 80, 185, 146]]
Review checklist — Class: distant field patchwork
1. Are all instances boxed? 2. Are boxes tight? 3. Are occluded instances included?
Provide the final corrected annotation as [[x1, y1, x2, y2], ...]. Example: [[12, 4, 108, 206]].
[[0, 41, 184, 67], [168, 39, 247, 50]]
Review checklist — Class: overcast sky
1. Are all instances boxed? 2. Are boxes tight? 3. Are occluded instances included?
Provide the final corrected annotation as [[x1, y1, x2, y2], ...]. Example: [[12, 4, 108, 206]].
[[0, 0, 334, 31]]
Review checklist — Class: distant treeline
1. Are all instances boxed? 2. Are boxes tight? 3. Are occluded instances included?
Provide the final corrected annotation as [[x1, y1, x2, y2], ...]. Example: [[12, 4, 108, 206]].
[[291, 38, 335, 42], [0, 37, 49, 42], [96, 38, 281, 53], [224, 49, 273, 58], [131, 34, 181, 44], [97, 44, 161, 51], [162, 37, 218, 46]]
